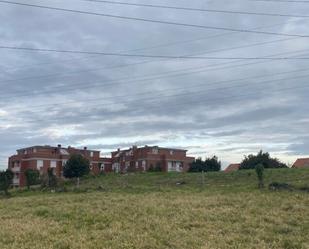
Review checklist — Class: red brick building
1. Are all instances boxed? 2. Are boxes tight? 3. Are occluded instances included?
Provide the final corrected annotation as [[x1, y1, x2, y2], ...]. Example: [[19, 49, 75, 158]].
[[224, 163, 240, 173], [8, 145, 111, 187], [111, 145, 194, 173], [292, 158, 309, 169]]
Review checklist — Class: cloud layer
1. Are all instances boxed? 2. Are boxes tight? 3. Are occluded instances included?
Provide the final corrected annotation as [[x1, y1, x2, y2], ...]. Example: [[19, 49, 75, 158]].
[[0, 0, 309, 169]]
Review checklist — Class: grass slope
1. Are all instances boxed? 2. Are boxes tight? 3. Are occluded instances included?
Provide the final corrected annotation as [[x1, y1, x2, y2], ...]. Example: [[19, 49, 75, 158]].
[[0, 168, 308, 249]]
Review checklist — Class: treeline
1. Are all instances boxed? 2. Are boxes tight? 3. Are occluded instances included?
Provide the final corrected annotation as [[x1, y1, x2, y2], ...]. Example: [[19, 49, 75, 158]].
[[189, 156, 221, 172], [188, 150, 288, 172]]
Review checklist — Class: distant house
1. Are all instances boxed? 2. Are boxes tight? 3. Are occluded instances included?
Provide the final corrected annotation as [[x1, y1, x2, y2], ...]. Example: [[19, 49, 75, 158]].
[[111, 145, 194, 173], [224, 163, 240, 173], [292, 158, 309, 169]]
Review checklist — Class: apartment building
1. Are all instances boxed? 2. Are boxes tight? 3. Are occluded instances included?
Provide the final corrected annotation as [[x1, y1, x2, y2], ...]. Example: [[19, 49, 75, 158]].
[[8, 145, 111, 187], [111, 145, 194, 173]]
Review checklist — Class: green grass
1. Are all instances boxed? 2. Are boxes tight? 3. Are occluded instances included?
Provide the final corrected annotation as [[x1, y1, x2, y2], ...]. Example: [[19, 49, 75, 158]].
[[0, 168, 308, 249]]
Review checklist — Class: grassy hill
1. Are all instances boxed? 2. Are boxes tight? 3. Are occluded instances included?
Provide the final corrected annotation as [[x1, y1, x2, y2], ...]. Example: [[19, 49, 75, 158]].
[[0, 168, 308, 249]]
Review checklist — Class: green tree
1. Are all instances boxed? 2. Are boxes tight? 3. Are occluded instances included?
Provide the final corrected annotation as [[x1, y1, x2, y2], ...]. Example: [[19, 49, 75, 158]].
[[25, 169, 40, 190], [40, 168, 58, 190], [63, 154, 90, 187], [0, 169, 14, 196], [47, 168, 58, 189], [255, 164, 265, 189], [205, 156, 221, 172], [154, 162, 162, 172], [188, 158, 204, 172], [240, 150, 287, 170]]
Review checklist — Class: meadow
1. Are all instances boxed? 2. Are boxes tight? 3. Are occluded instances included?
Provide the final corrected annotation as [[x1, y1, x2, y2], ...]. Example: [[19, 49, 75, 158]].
[[0, 168, 308, 249]]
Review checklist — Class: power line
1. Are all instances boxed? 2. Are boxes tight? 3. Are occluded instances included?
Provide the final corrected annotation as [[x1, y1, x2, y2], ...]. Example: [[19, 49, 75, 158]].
[[250, 0, 309, 3], [1, 19, 294, 72], [2, 47, 309, 102], [83, 0, 309, 18], [1, 45, 309, 60], [0, 1, 309, 38], [5, 81, 309, 125], [0, 36, 299, 85], [5, 67, 309, 114]]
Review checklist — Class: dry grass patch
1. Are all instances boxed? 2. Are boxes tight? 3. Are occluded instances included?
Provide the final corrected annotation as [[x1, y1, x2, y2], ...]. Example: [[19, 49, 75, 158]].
[[0, 169, 308, 249]]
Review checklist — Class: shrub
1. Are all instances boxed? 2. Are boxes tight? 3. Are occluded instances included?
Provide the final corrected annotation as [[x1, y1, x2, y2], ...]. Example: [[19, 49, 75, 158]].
[[41, 168, 58, 190], [0, 169, 13, 196], [269, 182, 294, 191], [25, 169, 40, 190]]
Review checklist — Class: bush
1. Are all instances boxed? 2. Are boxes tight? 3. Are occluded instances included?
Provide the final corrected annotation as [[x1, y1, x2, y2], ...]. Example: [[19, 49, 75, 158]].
[[0, 170, 13, 196], [41, 168, 58, 190], [25, 169, 40, 190], [269, 182, 294, 191], [148, 162, 162, 172]]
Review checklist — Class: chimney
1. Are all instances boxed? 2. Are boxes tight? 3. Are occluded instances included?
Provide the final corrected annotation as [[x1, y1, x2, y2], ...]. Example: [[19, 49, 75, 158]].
[[117, 148, 120, 152], [57, 144, 61, 148], [84, 147, 87, 150]]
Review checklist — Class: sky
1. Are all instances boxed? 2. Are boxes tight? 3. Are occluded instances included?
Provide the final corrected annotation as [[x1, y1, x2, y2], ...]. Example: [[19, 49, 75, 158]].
[[0, 0, 309, 169]]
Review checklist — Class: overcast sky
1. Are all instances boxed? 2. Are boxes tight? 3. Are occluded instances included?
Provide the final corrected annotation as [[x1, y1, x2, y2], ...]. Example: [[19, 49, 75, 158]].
[[0, 0, 309, 169]]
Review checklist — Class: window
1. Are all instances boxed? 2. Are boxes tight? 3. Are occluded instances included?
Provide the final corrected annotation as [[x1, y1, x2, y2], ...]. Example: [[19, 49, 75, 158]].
[[152, 148, 158, 154], [90, 151, 94, 157], [170, 150, 174, 155], [50, 160, 57, 168], [142, 160, 146, 167], [135, 161, 139, 168], [33, 148, 37, 153], [37, 160, 43, 168], [62, 160, 67, 166]]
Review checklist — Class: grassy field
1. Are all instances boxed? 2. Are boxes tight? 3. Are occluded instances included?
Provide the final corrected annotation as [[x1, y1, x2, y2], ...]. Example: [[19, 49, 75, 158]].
[[0, 168, 308, 249]]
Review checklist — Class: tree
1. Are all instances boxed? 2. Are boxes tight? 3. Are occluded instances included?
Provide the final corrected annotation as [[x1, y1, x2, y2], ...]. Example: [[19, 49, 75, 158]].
[[189, 156, 221, 172], [148, 162, 162, 172], [0, 169, 14, 196], [25, 169, 40, 190], [47, 168, 58, 189], [240, 150, 287, 170], [154, 162, 162, 172], [188, 157, 203, 172], [40, 168, 58, 190], [205, 156, 221, 172], [255, 164, 265, 189], [63, 154, 90, 187]]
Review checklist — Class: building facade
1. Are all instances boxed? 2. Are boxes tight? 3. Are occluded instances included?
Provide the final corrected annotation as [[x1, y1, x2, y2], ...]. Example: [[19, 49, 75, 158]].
[[111, 145, 194, 173], [8, 145, 110, 187]]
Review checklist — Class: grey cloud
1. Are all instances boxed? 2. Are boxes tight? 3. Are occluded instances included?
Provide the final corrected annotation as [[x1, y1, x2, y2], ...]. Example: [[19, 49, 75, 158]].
[[1, 0, 309, 168]]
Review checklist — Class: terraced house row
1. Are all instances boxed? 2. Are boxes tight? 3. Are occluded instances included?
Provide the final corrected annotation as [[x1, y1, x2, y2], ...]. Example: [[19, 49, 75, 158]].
[[8, 144, 194, 187]]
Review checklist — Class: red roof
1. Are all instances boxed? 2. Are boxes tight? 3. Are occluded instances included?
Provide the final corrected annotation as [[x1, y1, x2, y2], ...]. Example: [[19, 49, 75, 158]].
[[224, 163, 240, 173], [292, 158, 309, 168]]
